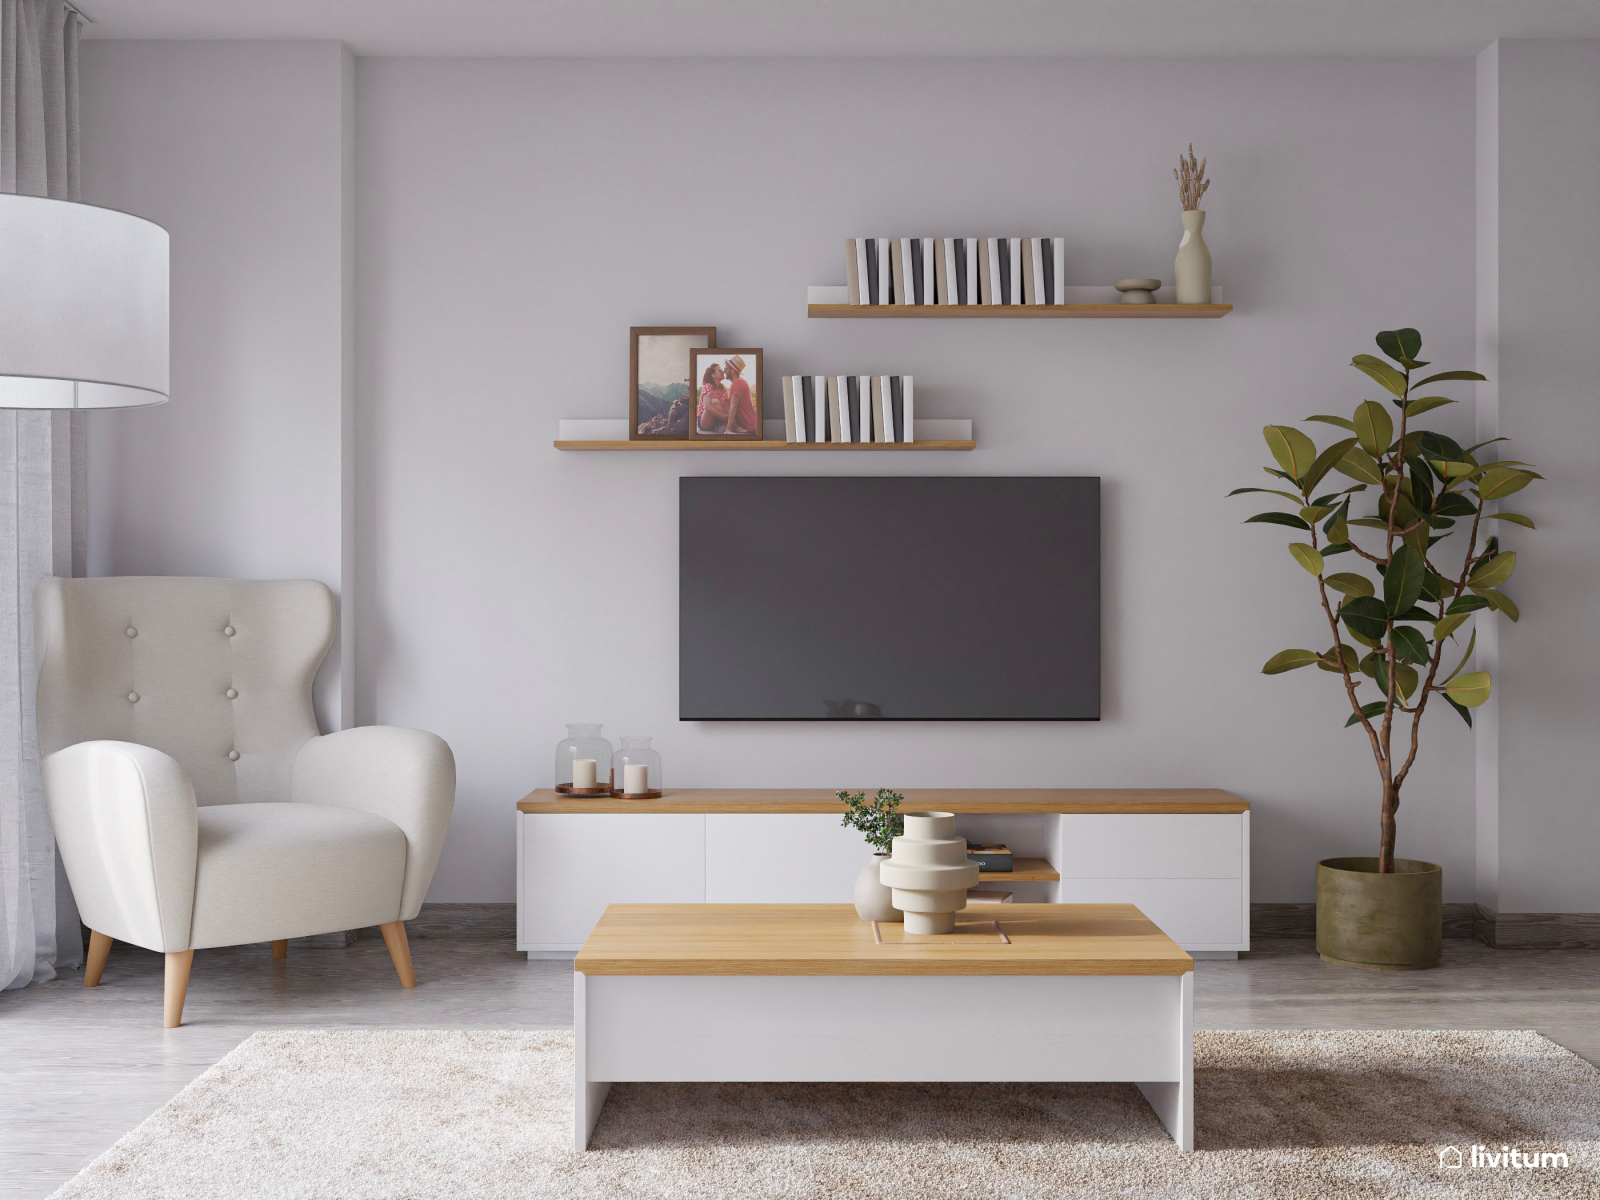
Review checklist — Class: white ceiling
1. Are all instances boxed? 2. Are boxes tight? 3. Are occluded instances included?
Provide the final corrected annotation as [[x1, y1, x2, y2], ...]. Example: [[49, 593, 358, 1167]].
[[73, 0, 1600, 58]]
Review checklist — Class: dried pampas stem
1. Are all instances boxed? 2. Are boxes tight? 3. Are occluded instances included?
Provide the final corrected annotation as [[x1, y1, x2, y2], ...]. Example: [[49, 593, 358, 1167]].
[[1174, 143, 1210, 212]]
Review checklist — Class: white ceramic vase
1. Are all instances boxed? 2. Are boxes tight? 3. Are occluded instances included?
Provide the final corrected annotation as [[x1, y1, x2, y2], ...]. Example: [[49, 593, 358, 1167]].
[[1174, 210, 1212, 305], [853, 855, 901, 922], [878, 812, 980, 934]]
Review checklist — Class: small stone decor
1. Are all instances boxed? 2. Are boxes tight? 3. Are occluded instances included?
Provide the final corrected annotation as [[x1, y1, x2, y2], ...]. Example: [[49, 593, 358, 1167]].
[[878, 811, 981, 934], [1115, 278, 1161, 304]]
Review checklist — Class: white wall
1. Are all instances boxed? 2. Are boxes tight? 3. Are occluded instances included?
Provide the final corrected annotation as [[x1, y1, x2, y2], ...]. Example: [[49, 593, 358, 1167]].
[[1476, 40, 1600, 914], [354, 56, 1479, 902], [79, 41, 356, 731]]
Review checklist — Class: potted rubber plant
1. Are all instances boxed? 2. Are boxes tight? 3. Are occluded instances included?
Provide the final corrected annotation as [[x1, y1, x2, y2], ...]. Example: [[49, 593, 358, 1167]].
[[1231, 328, 1539, 969]]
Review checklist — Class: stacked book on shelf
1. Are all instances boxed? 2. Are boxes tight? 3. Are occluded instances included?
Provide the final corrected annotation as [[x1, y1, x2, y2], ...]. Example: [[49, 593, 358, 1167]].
[[846, 237, 1066, 306], [781, 375, 913, 444]]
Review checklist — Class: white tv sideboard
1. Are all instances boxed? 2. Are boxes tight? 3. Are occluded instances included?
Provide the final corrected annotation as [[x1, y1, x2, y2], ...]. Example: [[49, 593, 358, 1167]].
[[516, 790, 1250, 957]]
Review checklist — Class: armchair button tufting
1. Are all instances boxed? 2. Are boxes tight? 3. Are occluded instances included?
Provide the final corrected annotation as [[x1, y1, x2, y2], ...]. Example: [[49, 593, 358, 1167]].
[[226, 688, 238, 699], [223, 625, 236, 637], [227, 750, 240, 761], [127, 692, 139, 703], [125, 627, 137, 638]]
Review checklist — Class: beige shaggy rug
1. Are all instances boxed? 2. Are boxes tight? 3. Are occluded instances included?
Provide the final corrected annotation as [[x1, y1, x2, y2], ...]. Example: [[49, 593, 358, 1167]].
[[52, 1029, 1599, 1199]]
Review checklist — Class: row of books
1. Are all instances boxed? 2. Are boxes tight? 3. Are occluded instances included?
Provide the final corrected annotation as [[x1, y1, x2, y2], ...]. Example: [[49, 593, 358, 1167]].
[[780, 375, 914, 444], [845, 237, 1067, 306]]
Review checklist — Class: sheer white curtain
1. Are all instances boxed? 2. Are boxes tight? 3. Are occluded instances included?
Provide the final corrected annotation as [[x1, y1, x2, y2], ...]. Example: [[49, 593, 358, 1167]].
[[0, 0, 84, 990]]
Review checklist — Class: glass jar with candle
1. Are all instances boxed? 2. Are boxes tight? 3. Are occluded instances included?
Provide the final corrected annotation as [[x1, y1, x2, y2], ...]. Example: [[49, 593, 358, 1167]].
[[611, 736, 663, 797], [555, 723, 614, 792]]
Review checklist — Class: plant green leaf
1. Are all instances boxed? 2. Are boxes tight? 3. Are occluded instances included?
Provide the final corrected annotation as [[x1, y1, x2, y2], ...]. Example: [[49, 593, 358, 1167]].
[[1384, 544, 1427, 617], [1289, 543, 1325, 576], [1263, 425, 1318, 483], [1393, 661, 1419, 701], [1307, 414, 1357, 431], [1446, 694, 1473, 727], [1467, 551, 1516, 589], [1404, 395, 1456, 418], [1442, 629, 1477, 683], [1351, 354, 1409, 399], [1244, 511, 1312, 530], [1434, 492, 1476, 517], [1472, 587, 1520, 622], [1299, 505, 1336, 524], [1484, 512, 1536, 529], [1376, 328, 1423, 363], [1465, 437, 1509, 455], [1228, 487, 1306, 502], [1391, 625, 1431, 664], [1353, 400, 1393, 458], [1348, 517, 1391, 529], [1446, 594, 1490, 615], [1335, 446, 1385, 486], [1429, 459, 1476, 479], [1341, 595, 1390, 643], [1413, 369, 1487, 388], [1262, 649, 1322, 675], [1302, 437, 1359, 494], [1477, 468, 1536, 501], [1323, 572, 1375, 598], [1345, 700, 1388, 728], [1434, 613, 1469, 642], [1445, 670, 1491, 708], [1316, 644, 1360, 674], [1391, 606, 1438, 622]]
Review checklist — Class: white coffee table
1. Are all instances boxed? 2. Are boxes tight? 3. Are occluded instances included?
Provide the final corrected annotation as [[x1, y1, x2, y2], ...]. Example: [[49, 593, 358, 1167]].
[[572, 902, 1194, 1150]]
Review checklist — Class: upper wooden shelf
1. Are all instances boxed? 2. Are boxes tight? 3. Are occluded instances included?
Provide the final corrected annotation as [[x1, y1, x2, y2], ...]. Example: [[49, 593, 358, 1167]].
[[553, 439, 974, 452], [517, 788, 1248, 814], [808, 303, 1232, 319]]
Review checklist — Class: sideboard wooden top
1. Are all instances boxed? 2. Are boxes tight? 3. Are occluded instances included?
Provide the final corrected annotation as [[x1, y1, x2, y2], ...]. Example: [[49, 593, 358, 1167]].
[[517, 787, 1248, 815], [575, 903, 1194, 976]]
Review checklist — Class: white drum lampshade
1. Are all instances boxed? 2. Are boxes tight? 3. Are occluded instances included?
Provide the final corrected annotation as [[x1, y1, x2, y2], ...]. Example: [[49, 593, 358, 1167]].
[[0, 194, 168, 409]]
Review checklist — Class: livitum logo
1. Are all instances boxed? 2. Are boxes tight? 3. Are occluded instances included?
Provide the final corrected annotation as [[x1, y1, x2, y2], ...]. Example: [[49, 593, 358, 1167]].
[[1438, 1145, 1571, 1170]]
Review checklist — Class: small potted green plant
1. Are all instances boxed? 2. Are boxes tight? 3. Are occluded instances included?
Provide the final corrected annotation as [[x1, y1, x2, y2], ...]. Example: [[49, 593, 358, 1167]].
[[840, 788, 904, 922], [1231, 328, 1538, 969]]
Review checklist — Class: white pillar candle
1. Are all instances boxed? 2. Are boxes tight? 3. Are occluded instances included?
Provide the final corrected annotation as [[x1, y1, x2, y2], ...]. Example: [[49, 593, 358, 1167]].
[[571, 758, 597, 789], [623, 763, 650, 795]]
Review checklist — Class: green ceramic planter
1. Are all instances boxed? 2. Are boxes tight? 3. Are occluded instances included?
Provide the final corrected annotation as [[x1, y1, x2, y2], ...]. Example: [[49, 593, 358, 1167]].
[[1316, 857, 1442, 970]]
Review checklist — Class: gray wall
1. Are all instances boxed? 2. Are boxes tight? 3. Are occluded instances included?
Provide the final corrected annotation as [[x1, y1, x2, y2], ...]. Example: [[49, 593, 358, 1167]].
[[1476, 41, 1600, 915], [79, 41, 356, 732], [352, 56, 1477, 901]]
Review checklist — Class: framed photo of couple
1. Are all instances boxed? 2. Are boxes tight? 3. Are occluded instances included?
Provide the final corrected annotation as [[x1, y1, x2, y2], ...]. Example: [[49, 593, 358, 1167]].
[[688, 348, 763, 441]]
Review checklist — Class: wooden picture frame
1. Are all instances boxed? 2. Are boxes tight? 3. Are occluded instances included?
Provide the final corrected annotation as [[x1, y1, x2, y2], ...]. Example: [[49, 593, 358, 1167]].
[[687, 348, 764, 441], [630, 327, 716, 440]]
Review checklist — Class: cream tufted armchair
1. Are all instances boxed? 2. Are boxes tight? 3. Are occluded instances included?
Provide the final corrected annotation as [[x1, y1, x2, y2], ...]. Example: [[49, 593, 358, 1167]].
[[35, 576, 455, 1027]]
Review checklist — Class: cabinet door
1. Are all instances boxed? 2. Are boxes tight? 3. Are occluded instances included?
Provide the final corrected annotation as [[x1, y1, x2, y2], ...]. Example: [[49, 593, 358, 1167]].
[[518, 814, 705, 950], [705, 814, 869, 903], [1055, 814, 1243, 879], [1053, 878, 1246, 948]]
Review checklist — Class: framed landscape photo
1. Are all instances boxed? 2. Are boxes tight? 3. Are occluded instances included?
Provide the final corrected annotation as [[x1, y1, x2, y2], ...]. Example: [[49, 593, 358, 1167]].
[[688, 348, 763, 441], [630, 327, 716, 440]]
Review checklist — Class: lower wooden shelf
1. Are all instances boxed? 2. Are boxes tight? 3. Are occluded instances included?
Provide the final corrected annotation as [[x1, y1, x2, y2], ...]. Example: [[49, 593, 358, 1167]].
[[554, 439, 975, 452], [977, 857, 1060, 883]]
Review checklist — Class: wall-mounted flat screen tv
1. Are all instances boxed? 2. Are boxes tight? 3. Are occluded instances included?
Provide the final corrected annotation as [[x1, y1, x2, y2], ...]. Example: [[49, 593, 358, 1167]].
[[680, 476, 1099, 720]]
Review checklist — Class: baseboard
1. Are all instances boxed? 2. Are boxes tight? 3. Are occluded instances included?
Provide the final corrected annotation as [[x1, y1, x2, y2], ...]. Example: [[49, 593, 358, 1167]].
[[1250, 902, 1477, 940], [1472, 905, 1600, 949]]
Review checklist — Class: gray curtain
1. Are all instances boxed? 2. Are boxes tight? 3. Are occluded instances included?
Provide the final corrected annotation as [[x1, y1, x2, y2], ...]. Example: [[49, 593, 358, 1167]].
[[0, 0, 84, 990]]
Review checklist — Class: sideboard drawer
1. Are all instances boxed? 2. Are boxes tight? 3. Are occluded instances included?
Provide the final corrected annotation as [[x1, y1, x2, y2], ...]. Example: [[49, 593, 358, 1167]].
[[1053, 877, 1246, 948], [1056, 814, 1243, 879], [706, 814, 867, 903], [518, 813, 705, 950]]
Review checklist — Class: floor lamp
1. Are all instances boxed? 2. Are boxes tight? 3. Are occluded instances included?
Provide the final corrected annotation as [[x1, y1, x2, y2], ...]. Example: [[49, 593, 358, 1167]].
[[0, 193, 169, 409]]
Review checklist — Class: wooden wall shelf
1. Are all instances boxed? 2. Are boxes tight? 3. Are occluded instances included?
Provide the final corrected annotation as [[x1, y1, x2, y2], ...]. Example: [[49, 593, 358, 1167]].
[[554, 439, 975, 452], [979, 857, 1059, 883], [517, 788, 1249, 814], [808, 303, 1231, 319]]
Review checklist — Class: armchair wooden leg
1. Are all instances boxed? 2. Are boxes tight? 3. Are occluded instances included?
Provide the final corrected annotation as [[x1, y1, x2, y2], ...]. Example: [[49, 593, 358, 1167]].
[[271, 939, 288, 959], [378, 921, 416, 988], [164, 950, 194, 1028], [84, 930, 112, 987]]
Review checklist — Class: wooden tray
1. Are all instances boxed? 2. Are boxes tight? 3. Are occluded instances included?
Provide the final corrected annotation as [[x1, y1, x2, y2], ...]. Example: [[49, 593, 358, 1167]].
[[610, 789, 663, 799], [556, 782, 614, 797]]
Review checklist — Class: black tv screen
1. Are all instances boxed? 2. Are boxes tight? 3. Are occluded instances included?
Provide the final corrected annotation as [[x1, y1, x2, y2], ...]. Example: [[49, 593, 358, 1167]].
[[679, 477, 1099, 720]]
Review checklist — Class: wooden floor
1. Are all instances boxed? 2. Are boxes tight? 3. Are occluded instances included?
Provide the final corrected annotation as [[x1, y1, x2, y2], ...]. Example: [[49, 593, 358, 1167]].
[[2, 934, 1597, 1198]]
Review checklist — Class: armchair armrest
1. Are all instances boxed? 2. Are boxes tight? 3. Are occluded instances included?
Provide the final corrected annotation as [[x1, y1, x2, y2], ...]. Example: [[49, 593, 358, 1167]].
[[42, 741, 198, 952], [292, 726, 455, 920]]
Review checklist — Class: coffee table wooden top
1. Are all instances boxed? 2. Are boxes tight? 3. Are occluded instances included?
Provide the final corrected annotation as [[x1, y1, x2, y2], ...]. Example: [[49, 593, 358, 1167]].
[[574, 903, 1193, 977]]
